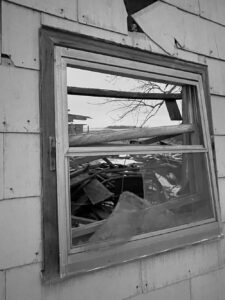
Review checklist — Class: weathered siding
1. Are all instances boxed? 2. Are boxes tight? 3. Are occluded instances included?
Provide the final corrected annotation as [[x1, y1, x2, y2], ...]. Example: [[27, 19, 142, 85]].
[[0, 65, 39, 133], [0, 271, 5, 300], [5, 0, 77, 20], [190, 268, 225, 300], [0, 197, 41, 269], [206, 58, 225, 96], [4, 134, 40, 199], [133, 1, 225, 59], [0, 134, 3, 200], [2, 2, 40, 69], [199, 0, 225, 26], [1, 0, 225, 299], [78, 0, 127, 34], [211, 95, 225, 135], [124, 281, 191, 300]]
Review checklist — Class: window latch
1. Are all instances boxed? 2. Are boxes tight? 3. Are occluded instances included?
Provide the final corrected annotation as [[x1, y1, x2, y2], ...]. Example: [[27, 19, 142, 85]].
[[49, 136, 56, 171]]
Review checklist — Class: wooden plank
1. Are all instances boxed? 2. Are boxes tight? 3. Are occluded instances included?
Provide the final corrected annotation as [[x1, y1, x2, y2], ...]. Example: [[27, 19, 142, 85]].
[[199, 0, 225, 27], [67, 87, 182, 100], [2, 2, 40, 69], [165, 100, 182, 120], [0, 197, 41, 269], [0, 65, 39, 133], [211, 95, 225, 135], [4, 134, 41, 199], [191, 268, 225, 300], [6, 263, 41, 300], [40, 29, 59, 281], [164, 0, 200, 15], [0, 134, 3, 200], [8, 0, 77, 20], [78, 0, 127, 34], [127, 280, 190, 300], [214, 136, 225, 178], [69, 124, 194, 146], [133, 1, 225, 60], [71, 216, 96, 224], [72, 220, 105, 238], [141, 133, 180, 144]]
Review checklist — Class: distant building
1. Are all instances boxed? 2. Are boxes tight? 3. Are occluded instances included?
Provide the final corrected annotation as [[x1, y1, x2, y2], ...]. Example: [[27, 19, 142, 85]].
[[68, 113, 91, 134]]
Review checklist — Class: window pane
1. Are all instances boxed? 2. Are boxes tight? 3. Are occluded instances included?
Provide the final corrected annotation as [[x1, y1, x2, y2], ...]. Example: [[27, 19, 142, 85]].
[[67, 68, 203, 147], [67, 67, 176, 92], [70, 152, 213, 247]]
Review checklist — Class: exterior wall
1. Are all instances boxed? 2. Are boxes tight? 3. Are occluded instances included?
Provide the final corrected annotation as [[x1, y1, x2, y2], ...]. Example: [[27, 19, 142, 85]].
[[1, 0, 225, 299]]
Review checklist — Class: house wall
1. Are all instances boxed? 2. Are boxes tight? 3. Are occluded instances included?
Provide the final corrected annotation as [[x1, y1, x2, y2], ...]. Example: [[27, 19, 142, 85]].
[[1, 0, 225, 299]]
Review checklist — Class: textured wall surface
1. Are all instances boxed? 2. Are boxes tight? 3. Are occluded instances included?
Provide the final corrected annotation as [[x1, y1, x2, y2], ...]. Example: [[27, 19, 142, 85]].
[[1, 0, 225, 299]]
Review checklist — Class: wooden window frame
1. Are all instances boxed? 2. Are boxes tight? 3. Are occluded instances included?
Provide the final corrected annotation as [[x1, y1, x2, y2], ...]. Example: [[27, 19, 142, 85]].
[[40, 27, 222, 281]]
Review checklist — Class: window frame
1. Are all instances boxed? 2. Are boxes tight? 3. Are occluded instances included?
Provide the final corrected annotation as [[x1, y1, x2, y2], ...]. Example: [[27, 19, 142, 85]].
[[40, 27, 222, 281]]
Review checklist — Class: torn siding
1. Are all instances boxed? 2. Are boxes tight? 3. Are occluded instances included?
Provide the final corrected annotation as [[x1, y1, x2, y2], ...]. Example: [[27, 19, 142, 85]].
[[133, 1, 225, 59], [158, 0, 225, 28]]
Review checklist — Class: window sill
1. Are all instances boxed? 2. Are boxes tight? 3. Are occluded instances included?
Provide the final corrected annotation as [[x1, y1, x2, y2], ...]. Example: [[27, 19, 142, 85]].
[[65, 221, 222, 277]]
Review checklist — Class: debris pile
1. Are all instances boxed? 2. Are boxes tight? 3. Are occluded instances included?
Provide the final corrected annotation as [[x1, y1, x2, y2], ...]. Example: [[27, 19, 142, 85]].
[[70, 154, 208, 246]]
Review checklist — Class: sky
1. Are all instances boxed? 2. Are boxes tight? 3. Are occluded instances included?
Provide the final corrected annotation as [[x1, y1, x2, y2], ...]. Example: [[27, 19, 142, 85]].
[[67, 67, 182, 130]]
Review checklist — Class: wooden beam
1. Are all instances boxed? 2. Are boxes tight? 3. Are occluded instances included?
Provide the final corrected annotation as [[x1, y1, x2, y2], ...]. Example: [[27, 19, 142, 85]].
[[141, 133, 180, 144], [165, 100, 182, 120], [67, 86, 182, 100], [69, 124, 194, 146]]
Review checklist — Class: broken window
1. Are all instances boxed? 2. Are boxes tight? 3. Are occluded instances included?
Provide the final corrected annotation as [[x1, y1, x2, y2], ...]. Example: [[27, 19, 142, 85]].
[[41, 29, 221, 279], [67, 69, 213, 247]]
